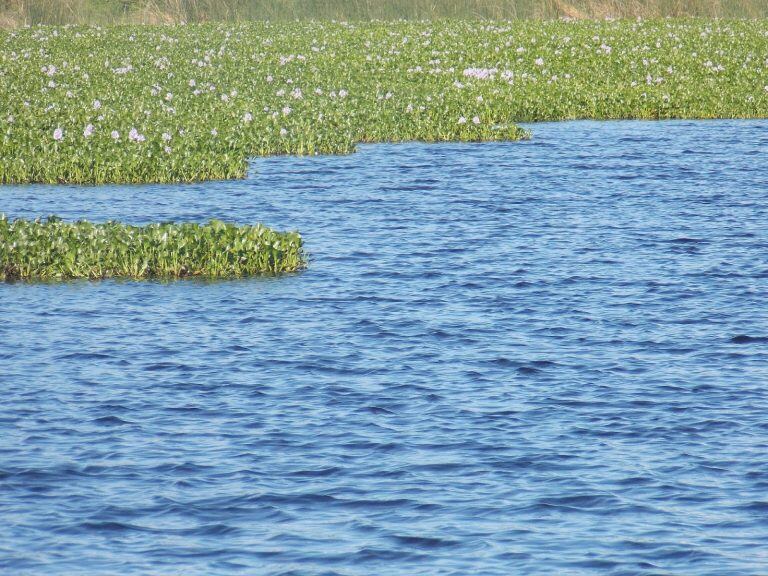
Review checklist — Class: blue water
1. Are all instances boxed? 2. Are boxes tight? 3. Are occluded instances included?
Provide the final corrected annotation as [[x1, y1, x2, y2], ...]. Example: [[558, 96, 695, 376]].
[[2, 120, 768, 575]]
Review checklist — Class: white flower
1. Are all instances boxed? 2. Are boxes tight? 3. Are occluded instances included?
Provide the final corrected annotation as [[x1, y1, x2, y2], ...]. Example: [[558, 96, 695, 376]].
[[128, 128, 145, 142], [111, 130, 120, 140], [535, 57, 545, 66], [243, 112, 253, 122], [472, 116, 481, 125], [83, 124, 94, 138], [463, 67, 497, 80], [458, 116, 467, 124], [279, 128, 288, 137], [53, 127, 63, 141], [93, 99, 102, 110], [162, 132, 172, 142]]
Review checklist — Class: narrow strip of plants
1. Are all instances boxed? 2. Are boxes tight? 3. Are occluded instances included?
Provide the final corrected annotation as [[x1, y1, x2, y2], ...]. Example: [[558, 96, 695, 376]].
[[0, 216, 305, 280]]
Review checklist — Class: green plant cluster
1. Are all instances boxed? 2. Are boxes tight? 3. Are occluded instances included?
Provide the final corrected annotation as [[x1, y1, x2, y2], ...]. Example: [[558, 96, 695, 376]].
[[0, 215, 305, 279], [3, 19, 767, 184]]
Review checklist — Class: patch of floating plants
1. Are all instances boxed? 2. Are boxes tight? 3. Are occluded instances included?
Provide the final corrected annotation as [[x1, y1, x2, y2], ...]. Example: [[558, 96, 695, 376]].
[[0, 216, 305, 281], [3, 19, 768, 185], [3, 19, 768, 281]]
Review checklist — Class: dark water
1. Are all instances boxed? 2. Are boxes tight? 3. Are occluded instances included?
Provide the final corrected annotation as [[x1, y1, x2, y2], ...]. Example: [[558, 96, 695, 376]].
[[3, 120, 768, 575]]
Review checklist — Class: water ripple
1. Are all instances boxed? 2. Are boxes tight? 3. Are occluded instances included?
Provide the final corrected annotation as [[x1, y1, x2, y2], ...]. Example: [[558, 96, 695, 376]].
[[2, 120, 768, 574]]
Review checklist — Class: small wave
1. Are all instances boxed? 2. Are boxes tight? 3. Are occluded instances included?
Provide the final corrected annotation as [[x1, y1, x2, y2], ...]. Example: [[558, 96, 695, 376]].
[[91, 415, 131, 426], [56, 351, 114, 360], [737, 500, 768, 512], [730, 334, 768, 344], [356, 405, 395, 415], [288, 467, 343, 478], [667, 237, 707, 244], [390, 535, 460, 549]]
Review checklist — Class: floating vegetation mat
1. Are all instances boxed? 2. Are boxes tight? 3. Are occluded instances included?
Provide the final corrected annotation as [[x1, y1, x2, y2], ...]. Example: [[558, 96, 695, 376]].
[[0, 216, 305, 280], [2, 19, 768, 184]]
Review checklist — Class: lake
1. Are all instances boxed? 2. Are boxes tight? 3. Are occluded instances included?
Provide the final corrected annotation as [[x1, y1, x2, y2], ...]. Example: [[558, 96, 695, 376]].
[[2, 120, 768, 575]]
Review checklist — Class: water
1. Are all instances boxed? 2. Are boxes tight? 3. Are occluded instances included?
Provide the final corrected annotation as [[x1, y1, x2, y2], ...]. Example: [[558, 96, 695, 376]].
[[2, 120, 768, 575]]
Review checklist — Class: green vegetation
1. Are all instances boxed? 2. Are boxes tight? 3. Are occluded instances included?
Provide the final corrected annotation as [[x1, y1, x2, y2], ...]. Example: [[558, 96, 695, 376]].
[[2, 19, 768, 184], [0, 216, 305, 280], [2, 0, 768, 26]]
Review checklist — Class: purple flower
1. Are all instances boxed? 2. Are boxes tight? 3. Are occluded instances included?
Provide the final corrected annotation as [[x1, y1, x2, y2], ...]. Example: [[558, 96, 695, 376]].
[[53, 128, 64, 141], [128, 128, 145, 143], [463, 67, 497, 80]]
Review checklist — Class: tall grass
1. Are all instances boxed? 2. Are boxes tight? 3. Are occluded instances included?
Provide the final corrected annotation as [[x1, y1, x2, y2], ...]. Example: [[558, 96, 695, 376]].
[[2, 0, 767, 26]]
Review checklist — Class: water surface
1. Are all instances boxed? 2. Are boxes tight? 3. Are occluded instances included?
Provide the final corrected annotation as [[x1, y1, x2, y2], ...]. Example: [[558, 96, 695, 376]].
[[2, 120, 768, 575]]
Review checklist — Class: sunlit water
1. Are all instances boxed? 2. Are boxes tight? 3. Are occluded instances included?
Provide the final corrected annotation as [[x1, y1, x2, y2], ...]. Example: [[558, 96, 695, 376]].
[[2, 120, 768, 575]]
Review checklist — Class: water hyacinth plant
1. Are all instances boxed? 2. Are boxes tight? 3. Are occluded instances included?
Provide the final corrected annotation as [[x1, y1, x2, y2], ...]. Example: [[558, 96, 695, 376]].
[[3, 19, 768, 184], [0, 215, 305, 280]]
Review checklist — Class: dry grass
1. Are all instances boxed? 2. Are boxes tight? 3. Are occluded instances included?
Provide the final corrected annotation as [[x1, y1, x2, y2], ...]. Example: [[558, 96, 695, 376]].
[[551, 0, 765, 18], [1, 0, 767, 27]]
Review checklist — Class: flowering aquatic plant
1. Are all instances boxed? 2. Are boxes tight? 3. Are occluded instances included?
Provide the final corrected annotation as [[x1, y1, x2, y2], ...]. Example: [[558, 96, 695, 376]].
[[1, 19, 768, 184]]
